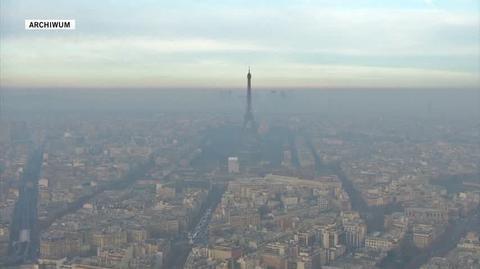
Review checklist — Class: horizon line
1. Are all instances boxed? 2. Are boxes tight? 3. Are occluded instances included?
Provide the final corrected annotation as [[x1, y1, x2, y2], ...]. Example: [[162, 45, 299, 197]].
[[1, 86, 479, 92]]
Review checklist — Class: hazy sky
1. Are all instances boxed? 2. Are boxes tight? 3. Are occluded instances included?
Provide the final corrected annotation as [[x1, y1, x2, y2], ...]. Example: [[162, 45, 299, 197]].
[[0, 0, 479, 89]]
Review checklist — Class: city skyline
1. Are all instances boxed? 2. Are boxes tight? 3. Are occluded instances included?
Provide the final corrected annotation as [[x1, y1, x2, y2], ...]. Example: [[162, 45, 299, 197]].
[[1, 0, 479, 89], [1, 2, 480, 269]]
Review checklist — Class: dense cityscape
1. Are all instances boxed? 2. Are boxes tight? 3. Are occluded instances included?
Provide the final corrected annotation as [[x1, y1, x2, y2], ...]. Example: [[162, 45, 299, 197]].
[[0, 70, 479, 269], [1, 0, 479, 268]]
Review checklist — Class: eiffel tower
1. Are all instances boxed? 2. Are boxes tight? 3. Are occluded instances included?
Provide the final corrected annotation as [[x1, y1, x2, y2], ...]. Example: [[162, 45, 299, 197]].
[[243, 68, 257, 132]]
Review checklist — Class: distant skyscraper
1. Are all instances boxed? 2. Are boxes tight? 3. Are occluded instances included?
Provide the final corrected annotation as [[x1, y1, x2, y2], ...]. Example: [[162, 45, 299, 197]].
[[243, 68, 256, 131], [227, 157, 240, 173], [282, 150, 292, 167], [344, 220, 367, 249]]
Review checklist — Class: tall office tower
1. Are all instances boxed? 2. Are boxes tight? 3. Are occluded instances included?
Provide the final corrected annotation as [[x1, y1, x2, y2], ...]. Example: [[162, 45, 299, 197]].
[[228, 157, 240, 173], [243, 68, 256, 131], [321, 225, 340, 249], [344, 220, 367, 249]]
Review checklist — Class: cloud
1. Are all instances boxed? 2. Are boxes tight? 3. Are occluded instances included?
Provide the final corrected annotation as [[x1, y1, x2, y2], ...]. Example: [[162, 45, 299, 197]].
[[0, 1, 479, 88]]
